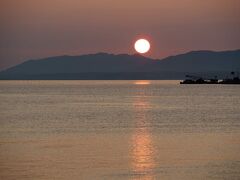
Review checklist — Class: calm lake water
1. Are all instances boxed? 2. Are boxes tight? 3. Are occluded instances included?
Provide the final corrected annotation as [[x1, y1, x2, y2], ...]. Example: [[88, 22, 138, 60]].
[[0, 80, 240, 180]]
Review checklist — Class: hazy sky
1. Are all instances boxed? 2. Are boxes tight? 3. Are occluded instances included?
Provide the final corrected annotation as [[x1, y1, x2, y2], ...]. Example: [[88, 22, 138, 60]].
[[0, 0, 240, 70]]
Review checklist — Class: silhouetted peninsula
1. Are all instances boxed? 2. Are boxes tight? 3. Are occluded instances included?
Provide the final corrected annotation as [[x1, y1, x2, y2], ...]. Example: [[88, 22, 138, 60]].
[[0, 50, 240, 80]]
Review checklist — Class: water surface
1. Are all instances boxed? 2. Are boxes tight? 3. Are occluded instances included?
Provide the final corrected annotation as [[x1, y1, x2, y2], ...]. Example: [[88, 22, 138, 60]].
[[0, 80, 240, 179]]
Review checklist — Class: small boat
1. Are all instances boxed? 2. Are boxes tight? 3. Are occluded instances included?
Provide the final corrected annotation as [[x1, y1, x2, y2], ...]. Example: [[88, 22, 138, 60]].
[[219, 72, 240, 84], [180, 72, 240, 84], [180, 75, 218, 84]]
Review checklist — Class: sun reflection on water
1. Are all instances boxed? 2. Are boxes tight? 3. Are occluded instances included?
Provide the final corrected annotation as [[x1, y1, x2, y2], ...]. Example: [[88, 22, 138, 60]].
[[131, 94, 155, 180], [134, 81, 151, 85]]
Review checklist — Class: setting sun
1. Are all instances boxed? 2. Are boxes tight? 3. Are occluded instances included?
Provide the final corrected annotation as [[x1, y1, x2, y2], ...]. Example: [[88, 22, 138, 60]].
[[134, 39, 150, 54]]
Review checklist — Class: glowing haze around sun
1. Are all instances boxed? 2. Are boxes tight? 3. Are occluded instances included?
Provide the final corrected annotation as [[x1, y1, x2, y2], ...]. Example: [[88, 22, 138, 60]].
[[134, 39, 150, 54]]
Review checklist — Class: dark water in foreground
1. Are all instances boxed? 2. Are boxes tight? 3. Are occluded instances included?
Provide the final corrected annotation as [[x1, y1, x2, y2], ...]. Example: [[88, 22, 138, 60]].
[[0, 80, 240, 180]]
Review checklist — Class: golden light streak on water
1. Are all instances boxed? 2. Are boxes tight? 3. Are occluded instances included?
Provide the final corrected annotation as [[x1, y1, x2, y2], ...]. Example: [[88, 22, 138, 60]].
[[131, 92, 155, 180], [134, 81, 151, 85]]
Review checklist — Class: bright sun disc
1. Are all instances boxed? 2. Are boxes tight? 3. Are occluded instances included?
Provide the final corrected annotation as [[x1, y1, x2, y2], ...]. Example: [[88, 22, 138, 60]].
[[134, 39, 150, 54]]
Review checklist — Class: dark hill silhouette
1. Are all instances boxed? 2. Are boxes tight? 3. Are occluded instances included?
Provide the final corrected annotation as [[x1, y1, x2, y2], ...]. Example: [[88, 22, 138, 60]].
[[0, 50, 240, 80], [157, 50, 240, 72]]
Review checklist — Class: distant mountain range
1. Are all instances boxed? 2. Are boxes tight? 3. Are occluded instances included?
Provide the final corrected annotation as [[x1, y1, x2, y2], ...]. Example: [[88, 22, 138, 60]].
[[0, 50, 240, 80]]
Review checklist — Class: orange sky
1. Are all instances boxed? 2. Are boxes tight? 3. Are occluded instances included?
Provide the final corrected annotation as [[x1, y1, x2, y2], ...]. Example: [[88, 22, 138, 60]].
[[0, 0, 240, 69]]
